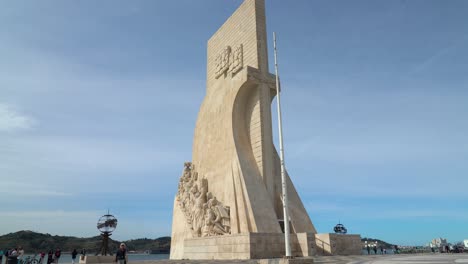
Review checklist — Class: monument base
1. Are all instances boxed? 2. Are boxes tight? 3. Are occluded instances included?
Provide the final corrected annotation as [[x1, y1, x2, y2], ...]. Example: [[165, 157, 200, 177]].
[[314, 233, 362, 256], [179, 233, 361, 259], [257, 258, 314, 264], [79, 256, 122, 264], [180, 233, 316, 260]]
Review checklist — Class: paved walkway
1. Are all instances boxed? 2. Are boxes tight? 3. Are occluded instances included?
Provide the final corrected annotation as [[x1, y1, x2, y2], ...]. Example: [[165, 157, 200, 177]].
[[134, 254, 468, 264], [314, 254, 468, 264]]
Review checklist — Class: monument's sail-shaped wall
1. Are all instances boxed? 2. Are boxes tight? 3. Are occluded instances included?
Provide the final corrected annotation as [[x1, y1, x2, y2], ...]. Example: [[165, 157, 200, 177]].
[[170, 0, 320, 259]]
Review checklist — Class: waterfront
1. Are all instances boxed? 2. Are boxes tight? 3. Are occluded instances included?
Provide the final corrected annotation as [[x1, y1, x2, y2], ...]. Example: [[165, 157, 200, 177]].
[[129, 254, 468, 264], [9, 254, 170, 264]]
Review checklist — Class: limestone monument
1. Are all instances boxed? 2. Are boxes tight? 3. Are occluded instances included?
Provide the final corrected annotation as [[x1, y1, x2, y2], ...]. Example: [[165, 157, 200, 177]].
[[170, 0, 361, 259]]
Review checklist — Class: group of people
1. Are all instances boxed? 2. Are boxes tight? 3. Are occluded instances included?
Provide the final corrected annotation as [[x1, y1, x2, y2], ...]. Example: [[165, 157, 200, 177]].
[[1, 247, 25, 264], [0, 247, 63, 264], [43, 248, 82, 264], [365, 244, 399, 255], [45, 248, 62, 264], [0, 244, 126, 264], [365, 245, 379, 255]]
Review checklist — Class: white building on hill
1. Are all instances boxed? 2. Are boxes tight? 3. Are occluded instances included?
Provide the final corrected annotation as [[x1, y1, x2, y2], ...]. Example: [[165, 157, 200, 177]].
[[430, 238, 448, 248]]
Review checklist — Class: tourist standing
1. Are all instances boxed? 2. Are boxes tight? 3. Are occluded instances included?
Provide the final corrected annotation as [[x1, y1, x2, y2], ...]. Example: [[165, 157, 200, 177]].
[[54, 248, 62, 264], [394, 245, 399, 254], [4, 248, 9, 264], [54, 249, 61, 264], [9, 249, 18, 264], [39, 252, 45, 264], [47, 250, 53, 264], [373, 245, 377, 254], [366, 245, 370, 255], [114, 243, 126, 264], [17, 247, 24, 264], [0, 249, 4, 264], [80, 249, 86, 263], [71, 250, 77, 264]]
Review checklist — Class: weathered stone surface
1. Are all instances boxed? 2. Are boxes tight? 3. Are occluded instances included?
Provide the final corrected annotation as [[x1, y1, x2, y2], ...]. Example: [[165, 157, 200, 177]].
[[181, 233, 316, 260], [170, 0, 316, 259], [314, 234, 362, 256], [79, 256, 119, 264], [136, 254, 468, 264], [176, 162, 231, 238]]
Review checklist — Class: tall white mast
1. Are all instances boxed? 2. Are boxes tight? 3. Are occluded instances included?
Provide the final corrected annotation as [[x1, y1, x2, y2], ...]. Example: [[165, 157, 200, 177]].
[[273, 32, 291, 257]]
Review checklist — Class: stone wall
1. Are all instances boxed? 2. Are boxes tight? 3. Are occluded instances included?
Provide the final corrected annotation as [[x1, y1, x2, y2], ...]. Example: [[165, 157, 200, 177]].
[[182, 233, 316, 260], [314, 233, 362, 256]]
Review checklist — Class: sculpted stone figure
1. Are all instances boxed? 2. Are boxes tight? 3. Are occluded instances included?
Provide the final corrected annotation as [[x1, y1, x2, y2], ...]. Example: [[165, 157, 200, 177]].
[[202, 197, 230, 236], [170, 0, 322, 259], [175, 162, 230, 238]]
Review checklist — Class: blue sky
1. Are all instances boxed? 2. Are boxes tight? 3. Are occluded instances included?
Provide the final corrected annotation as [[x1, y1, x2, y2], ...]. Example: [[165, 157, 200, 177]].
[[1, 0, 467, 246]]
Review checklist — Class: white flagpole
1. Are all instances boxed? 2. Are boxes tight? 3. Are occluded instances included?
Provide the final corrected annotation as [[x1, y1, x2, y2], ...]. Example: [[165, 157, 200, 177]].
[[273, 32, 291, 258]]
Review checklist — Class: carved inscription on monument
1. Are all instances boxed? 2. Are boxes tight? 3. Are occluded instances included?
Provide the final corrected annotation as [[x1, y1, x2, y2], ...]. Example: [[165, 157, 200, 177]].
[[214, 44, 243, 79], [176, 162, 231, 237]]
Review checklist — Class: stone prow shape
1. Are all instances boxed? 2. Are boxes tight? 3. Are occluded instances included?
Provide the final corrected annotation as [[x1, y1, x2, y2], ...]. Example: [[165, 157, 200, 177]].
[[170, 0, 316, 259], [192, 66, 316, 234], [233, 68, 317, 234]]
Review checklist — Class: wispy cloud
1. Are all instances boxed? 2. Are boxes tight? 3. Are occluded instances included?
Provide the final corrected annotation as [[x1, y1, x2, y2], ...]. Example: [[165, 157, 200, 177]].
[[5, 136, 183, 173], [0, 103, 36, 132], [410, 45, 455, 74], [0, 210, 102, 237], [0, 210, 172, 240], [363, 209, 468, 221], [0, 210, 99, 219], [305, 201, 468, 220], [0, 182, 70, 197], [284, 89, 468, 165]]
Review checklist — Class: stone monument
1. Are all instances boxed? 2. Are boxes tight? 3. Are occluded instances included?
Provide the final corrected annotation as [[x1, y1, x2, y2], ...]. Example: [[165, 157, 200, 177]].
[[170, 0, 361, 259]]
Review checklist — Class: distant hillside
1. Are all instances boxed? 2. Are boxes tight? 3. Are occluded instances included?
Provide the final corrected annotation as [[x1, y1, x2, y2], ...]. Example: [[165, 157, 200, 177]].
[[0, 231, 170, 254], [361, 237, 394, 248], [124, 237, 170, 253]]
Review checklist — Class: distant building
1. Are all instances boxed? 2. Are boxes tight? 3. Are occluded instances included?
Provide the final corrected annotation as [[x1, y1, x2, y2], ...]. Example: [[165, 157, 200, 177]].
[[464, 240, 468, 248], [430, 238, 448, 248]]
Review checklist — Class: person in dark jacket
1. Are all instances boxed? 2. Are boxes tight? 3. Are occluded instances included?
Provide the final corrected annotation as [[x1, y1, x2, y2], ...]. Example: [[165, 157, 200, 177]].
[[54, 248, 61, 264], [71, 250, 78, 264], [5, 249, 10, 264], [47, 250, 53, 264], [115, 244, 126, 264]]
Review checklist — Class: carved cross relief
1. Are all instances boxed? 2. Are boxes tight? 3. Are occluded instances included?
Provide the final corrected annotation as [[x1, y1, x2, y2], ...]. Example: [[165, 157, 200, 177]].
[[214, 44, 243, 79]]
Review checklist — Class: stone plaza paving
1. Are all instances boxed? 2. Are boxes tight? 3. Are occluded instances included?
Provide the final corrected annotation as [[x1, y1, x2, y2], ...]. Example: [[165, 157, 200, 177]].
[[135, 254, 468, 264], [313, 254, 468, 264]]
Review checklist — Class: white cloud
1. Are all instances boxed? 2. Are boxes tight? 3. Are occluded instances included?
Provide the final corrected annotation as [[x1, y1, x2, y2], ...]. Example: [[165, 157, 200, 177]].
[[0, 103, 35, 132]]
